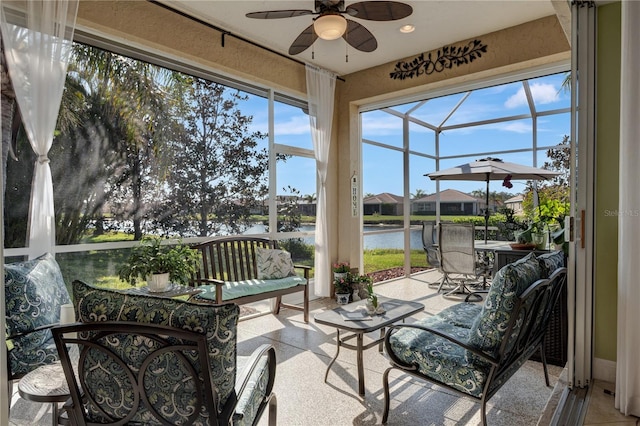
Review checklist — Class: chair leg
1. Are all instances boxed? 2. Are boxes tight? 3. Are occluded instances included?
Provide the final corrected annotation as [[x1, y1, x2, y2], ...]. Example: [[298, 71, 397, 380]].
[[382, 367, 393, 424], [268, 393, 277, 426], [539, 345, 550, 387], [442, 280, 473, 299], [303, 285, 309, 323], [480, 396, 488, 426], [273, 296, 282, 314], [7, 380, 13, 415]]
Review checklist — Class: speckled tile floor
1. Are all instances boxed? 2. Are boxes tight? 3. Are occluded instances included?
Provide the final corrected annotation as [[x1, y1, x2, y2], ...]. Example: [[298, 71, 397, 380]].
[[582, 380, 639, 426], [10, 270, 578, 425]]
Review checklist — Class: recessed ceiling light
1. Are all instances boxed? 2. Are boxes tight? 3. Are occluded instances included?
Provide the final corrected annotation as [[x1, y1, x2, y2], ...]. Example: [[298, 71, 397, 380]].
[[399, 24, 415, 34]]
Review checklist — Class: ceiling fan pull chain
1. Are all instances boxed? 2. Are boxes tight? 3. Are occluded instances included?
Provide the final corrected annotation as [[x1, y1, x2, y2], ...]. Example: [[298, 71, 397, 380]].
[[345, 31, 348, 62]]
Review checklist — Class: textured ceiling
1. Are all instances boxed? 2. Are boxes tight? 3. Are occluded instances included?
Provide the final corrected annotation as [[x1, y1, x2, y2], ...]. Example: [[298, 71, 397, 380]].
[[158, 1, 560, 76]]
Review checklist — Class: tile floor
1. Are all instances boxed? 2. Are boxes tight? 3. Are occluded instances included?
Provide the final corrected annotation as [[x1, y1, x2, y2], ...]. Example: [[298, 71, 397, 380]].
[[8, 270, 639, 425], [583, 380, 639, 425]]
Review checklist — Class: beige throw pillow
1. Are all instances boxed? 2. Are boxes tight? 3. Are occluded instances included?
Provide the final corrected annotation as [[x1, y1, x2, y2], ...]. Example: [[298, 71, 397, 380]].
[[256, 247, 296, 279]]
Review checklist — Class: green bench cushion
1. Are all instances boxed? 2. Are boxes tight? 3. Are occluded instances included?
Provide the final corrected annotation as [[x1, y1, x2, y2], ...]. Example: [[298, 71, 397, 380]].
[[196, 275, 307, 302]]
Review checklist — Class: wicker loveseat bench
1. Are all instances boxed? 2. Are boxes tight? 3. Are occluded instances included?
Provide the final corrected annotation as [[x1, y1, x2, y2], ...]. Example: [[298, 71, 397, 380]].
[[190, 236, 310, 323], [382, 251, 567, 425]]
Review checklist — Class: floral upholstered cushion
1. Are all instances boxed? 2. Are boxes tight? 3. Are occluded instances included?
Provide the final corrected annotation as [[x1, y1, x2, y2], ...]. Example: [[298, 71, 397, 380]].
[[467, 252, 542, 359], [387, 303, 490, 398], [73, 280, 248, 425], [234, 353, 272, 426], [538, 250, 565, 278], [5, 253, 71, 379], [256, 247, 296, 279]]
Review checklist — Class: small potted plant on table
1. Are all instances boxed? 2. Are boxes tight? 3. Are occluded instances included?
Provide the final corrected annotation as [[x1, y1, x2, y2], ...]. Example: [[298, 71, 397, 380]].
[[334, 275, 352, 305], [365, 281, 385, 314], [118, 236, 200, 292], [333, 262, 350, 281]]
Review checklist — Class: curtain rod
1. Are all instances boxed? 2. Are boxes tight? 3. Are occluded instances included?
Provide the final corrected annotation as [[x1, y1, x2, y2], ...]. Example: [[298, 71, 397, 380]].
[[147, 1, 345, 82]]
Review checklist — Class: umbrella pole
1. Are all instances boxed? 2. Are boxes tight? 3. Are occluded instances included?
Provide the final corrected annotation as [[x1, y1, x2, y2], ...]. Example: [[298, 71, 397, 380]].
[[485, 177, 490, 244]]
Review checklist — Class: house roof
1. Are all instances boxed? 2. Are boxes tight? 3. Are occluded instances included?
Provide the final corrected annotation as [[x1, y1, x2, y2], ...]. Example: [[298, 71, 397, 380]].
[[363, 192, 403, 204], [505, 194, 525, 204], [415, 189, 480, 203]]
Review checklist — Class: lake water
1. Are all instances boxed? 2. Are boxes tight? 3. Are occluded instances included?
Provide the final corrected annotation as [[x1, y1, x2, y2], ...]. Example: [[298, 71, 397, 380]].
[[245, 224, 423, 250]]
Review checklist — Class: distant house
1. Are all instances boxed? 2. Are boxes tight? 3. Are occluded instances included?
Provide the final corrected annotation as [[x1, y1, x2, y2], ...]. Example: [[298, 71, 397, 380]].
[[412, 189, 481, 216], [504, 194, 525, 215], [363, 192, 404, 216]]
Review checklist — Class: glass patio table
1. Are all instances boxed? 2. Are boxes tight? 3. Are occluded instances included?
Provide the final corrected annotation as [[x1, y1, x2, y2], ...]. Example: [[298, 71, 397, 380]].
[[314, 297, 424, 396]]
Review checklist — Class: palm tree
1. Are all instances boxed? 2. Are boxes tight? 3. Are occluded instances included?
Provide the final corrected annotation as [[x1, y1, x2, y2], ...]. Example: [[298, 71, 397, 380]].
[[411, 189, 427, 199]]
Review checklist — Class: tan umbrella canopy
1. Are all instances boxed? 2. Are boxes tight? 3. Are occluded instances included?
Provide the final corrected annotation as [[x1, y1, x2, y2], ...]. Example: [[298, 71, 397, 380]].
[[426, 157, 560, 243]]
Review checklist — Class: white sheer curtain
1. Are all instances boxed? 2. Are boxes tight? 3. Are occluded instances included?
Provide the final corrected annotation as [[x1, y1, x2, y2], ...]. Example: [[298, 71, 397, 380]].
[[616, 0, 640, 417], [306, 65, 336, 297], [0, 0, 78, 256]]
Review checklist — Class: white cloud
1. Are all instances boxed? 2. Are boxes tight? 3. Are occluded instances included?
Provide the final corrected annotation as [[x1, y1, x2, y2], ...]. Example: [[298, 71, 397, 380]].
[[505, 83, 559, 108], [274, 115, 310, 135], [497, 121, 532, 134], [360, 114, 404, 135]]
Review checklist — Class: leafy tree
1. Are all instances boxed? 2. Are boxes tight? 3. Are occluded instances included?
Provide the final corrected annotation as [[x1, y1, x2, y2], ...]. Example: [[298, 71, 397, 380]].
[[3, 43, 180, 245], [275, 186, 313, 261], [278, 186, 302, 233], [157, 78, 268, 236], [523, 135, 570, 225], [411, 189, 426, 199]]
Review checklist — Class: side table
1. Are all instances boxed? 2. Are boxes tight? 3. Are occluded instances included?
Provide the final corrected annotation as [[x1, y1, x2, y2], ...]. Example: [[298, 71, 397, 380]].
[[18, 361, 70, 425], [314, 297, 424, 396]]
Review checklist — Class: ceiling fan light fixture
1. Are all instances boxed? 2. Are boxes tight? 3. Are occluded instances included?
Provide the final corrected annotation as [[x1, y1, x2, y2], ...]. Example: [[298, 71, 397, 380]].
[[314, 14, 347, 40], [399, 24, 415, 34]]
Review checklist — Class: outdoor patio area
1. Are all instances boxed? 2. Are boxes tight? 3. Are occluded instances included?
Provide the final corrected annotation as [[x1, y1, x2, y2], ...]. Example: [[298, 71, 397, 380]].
[[8, 269, 567, 425]]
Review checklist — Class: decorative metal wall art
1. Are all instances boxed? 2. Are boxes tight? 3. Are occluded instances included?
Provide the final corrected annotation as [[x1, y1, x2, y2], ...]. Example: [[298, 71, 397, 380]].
[[389, 39, 488, 80]]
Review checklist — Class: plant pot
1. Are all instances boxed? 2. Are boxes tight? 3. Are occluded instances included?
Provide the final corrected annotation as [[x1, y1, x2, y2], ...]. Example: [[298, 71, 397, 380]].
[[335, 293, 350, 305], [147, 272, 170, 292], [531, 232, 548, 250]]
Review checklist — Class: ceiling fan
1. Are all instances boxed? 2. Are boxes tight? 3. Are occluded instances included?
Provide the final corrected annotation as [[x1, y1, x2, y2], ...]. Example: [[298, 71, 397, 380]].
[[246, 0, 413, 55]]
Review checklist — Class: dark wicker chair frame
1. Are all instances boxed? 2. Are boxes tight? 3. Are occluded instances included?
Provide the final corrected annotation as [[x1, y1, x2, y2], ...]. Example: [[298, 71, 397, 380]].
[[382, 267, 567, 426], [52, 321, 276, 426], [191, 236, 310, 322]]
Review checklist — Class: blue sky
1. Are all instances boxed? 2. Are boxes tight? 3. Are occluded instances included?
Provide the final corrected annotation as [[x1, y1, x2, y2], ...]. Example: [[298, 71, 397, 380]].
[[244, 72, 570, 198]]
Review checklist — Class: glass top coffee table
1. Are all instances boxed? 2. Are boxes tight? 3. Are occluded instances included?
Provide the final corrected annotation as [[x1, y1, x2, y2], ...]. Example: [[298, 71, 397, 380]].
[[314, 296, 424, 396]]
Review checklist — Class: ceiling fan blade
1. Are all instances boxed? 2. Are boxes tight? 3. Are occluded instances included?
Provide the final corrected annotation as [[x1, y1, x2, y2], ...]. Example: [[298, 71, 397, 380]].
[[345, 1, 413, 21], [246, 10, 314, 19], [343, 20, 377, 52], [289, 24, 318, 55]]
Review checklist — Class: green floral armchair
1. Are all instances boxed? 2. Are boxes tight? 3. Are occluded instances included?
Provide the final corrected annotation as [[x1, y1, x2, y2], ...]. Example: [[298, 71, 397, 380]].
[[58, 279, 276, 426], [383, 251, 567, 426], [4, 253, 71, 381]]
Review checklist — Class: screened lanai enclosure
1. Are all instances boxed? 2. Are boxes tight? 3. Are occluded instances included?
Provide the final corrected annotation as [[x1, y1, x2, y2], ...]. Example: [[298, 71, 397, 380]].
[[360, 70, 570, 276], [3, 30, 569, 288], [4, 37, 319, 287]]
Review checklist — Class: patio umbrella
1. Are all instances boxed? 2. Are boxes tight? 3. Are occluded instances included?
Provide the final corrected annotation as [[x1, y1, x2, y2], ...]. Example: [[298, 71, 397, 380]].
[[426, 157, 560, 243]]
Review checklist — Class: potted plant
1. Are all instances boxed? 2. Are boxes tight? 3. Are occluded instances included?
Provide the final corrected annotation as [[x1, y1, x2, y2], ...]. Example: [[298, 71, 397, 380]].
[[354, 274, 373, 301], [118, 236, 200, 291], [530, 221, 548, 250], [334, 275, 351, 305], [332, 262, 350, 281], [364, 281, 384, 314]]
